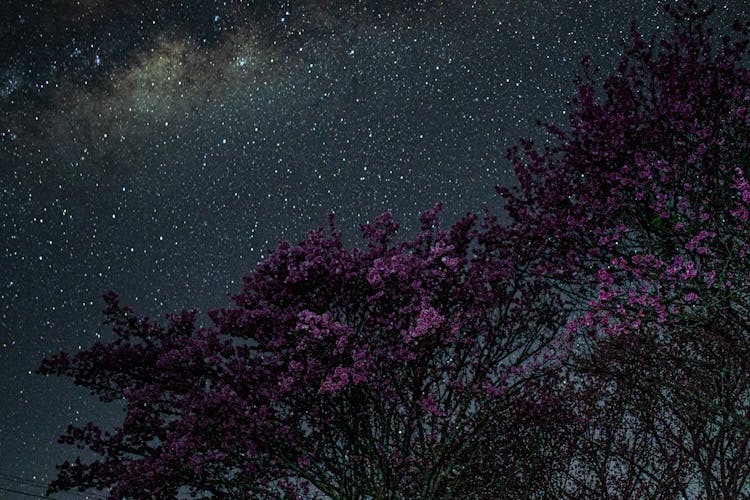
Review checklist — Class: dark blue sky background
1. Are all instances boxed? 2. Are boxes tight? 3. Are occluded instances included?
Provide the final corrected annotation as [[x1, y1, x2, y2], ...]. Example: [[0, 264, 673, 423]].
[[1, 1, 748, 497]]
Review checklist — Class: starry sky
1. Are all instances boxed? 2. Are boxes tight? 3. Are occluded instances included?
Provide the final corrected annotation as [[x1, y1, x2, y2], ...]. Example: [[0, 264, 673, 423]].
[[2, 0, 749, 497]]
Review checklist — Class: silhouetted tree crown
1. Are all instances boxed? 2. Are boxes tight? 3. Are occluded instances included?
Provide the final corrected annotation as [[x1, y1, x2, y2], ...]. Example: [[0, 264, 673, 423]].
[[40, 1, 750, 498]]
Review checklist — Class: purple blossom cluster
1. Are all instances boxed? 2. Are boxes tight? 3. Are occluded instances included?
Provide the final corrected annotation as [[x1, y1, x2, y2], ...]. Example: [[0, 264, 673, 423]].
[[40, 205, 568, 498], [39, 1, 750, 498]]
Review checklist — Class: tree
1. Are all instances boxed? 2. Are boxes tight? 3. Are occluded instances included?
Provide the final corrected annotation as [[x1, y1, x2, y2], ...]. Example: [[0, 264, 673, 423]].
[[500, 1, 750, 496], [39, 207, 571, 498], [41, 1, 750, 497]]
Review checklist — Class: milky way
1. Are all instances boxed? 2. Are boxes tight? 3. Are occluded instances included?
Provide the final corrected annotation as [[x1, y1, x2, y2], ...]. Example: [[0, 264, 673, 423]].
[[2, 1, 748, 496]]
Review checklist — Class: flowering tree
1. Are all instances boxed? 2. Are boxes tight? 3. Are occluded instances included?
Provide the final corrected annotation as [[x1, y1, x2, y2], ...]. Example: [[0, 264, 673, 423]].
[[500, 1, 750, 496], [39, 207, 571, 498], [41, 1, 750, 497]]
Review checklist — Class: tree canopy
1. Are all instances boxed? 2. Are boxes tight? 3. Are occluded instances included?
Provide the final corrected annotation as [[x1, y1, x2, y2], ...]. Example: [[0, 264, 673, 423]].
[[39, 1, 750, 498]]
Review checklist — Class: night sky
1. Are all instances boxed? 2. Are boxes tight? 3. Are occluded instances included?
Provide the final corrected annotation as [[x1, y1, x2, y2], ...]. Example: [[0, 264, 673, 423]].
[[2, 1, 748, 497]]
